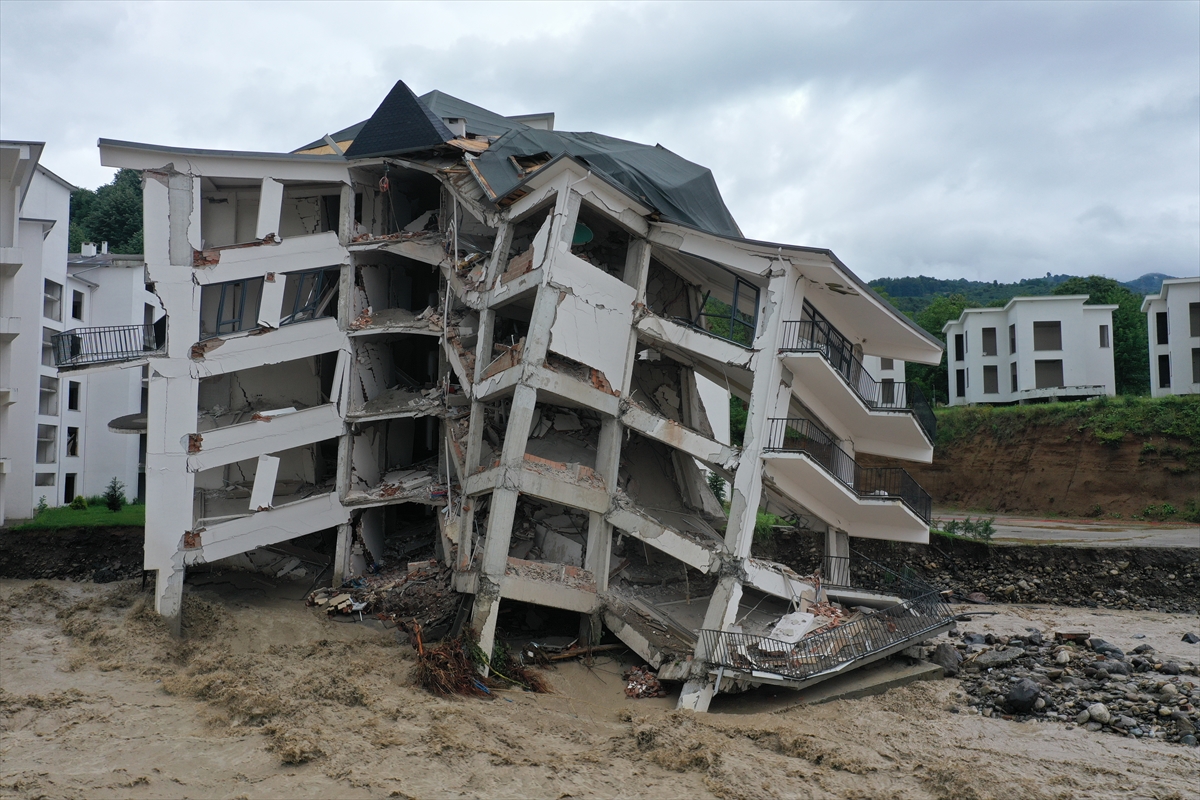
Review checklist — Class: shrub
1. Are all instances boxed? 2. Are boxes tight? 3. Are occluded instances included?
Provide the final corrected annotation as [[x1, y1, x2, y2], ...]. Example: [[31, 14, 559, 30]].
[[707, 472, 726, 504], [1141, 503, 1176, 521], [35, 496, 48, 516], [69, 495, 88, 510], [1183, 500, 1200, 524], [102, 477, 126, 513]]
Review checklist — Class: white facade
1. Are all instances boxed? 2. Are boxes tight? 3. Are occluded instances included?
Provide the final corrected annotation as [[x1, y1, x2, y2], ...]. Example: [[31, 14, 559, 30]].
[[66, 251, 156, 500], [942, 295, 1116, 406], [0, 143, 75, 522], [1141, 277, 1200, 398], [85, 82, 949, 709]]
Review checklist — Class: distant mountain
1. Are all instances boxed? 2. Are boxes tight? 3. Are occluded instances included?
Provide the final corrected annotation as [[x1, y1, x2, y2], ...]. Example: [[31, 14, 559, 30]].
[[868, 272, 1177, 315], [1119, 273, 1177, 295]]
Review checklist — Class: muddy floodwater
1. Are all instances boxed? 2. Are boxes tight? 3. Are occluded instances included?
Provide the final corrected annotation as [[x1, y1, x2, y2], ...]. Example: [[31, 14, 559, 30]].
[[2, 578, 1197, 800]]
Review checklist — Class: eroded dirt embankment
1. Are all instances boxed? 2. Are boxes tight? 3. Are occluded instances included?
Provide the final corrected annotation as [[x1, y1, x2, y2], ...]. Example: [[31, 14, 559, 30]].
[[0, 526, 143, 582], [861, 424, 1197, 518]]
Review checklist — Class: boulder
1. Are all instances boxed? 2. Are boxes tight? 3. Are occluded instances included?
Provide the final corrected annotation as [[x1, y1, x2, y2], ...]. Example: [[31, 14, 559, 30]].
[[932, 643, 964, 676], [1086, 703, 1111, 725], [1007, 679, 1040, 713]]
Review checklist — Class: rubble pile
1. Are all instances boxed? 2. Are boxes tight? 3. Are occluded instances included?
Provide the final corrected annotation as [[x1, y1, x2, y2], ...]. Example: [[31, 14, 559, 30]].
[[624, 665, 667, 698], [306, 561, 459, 631], [774, 536, 1199, 614], [946, 628, 1200, 746]]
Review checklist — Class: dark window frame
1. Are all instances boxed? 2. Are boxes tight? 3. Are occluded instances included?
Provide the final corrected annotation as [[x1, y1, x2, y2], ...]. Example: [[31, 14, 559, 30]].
[[981, 327, 997, 356], [1156, 311, 1169, 345], [280, 268, 340, 327]]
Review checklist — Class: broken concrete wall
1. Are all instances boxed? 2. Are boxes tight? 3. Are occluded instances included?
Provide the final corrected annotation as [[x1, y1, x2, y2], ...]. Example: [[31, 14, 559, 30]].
[[200, 188, 260, 248], [197, 353, 335, 430], [352, 334, 440, 411], [546, 253, 636, 394]]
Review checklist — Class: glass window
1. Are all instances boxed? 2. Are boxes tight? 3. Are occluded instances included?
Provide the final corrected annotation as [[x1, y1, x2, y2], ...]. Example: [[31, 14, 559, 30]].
[[880, 357, 894, 371], [1010, 361, 1018, 392], [1099, 325, 1110, 348], [1009, 324, 1016, 354], [71, 290, 84, 320], [199, 277, 264, 339], [280, 268, 340, 326]]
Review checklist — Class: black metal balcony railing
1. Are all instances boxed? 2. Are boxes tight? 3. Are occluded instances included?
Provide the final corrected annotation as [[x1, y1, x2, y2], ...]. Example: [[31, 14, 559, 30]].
[[700, 554, 951, 683], [52, 322, 166, 368], [764, 418, 932, 523], [779, 319, 936, 443]]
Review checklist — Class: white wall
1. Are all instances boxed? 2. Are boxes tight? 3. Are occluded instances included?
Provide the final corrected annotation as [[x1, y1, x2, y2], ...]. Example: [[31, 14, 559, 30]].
[[0, 164, 72, 520], [1144, 277, 1200, 398]]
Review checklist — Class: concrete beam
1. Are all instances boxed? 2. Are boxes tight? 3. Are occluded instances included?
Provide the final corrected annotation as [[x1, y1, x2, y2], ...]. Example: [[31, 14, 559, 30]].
[[620, 404, 738, 471], [190, 491, 348, 564], [186, 402, 343, 472]]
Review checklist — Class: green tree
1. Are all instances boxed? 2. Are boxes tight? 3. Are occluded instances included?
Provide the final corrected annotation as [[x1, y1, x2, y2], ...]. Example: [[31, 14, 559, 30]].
[[1052, 276, 1149, 395], [729, 395, 747, 446], [69, 169, 144, 254], [905, 293, 974, 405]]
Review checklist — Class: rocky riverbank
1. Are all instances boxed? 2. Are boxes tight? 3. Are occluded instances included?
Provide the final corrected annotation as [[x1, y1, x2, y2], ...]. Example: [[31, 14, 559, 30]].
[[0, 526, 143, 583], [771, 533, 1199, 614], [923, 628, 1200, 747]]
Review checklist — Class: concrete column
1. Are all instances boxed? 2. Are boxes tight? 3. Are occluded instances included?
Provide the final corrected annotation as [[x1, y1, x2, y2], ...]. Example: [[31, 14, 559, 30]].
[[677, 573, 743, 712], [825, 528, 851, 586], [338, 183, 355, 246], [255, 178, 284, 240], [333, 521, 353, 586], [584, 417, 622, 589], [724, 272, 798, 559]]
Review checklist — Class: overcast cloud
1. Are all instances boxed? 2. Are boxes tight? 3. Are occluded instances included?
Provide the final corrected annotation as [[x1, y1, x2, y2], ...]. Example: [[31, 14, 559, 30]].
[[2, 0, 1196, 283]]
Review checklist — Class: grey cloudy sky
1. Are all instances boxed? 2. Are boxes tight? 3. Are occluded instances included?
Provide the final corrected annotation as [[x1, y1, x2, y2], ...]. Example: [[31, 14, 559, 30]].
[[2, 0, 1197, 283]]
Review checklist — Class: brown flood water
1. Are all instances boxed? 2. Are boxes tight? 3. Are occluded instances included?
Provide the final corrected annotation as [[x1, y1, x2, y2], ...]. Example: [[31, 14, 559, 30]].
[[1, 578, 1197, 800]]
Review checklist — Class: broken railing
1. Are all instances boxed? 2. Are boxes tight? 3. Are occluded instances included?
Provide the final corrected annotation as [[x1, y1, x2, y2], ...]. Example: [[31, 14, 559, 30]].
[[699, 563, 952, 683], [52, 322, 167, 368], [820, 549, 927, 592], [779, 319, 935, 443], [764, 418, 932, 523]]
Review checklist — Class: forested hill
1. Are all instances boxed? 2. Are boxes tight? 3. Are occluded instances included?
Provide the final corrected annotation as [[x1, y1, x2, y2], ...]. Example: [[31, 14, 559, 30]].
[[869, 273, 1174, 314]]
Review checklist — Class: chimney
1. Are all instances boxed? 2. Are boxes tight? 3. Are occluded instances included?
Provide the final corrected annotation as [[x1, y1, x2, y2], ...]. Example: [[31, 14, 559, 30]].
[[443, 118, 466, 138], [101, 241, 109, 254], [81, 242, 97, 257]]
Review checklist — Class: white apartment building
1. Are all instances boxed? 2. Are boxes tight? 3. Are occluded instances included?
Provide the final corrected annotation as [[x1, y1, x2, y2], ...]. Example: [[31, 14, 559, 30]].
[[0, 140, 150, 525], [1141, 277, 1200, 398], [77, 82, 950, 710], [943, 295, 1116, 406], [67, 245, 157, 501], [1, 142, 76, 522]]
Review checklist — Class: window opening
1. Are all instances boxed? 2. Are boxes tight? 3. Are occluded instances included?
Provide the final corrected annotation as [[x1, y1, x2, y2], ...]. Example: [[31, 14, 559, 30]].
[[1158, 354, 1171, 388], [64, 473, 76, 501], [1099, 325, 1110, 348], [44, 280, 62, 321], [955, 369, 966, 398], [68, 380, 80, 411], [1009, 324, 1016, 354], [66, 427, 79, 457], [880, 358, 894, 371], [39, 375, 58, 415], [1010, 361, 1018, 392], [1190, 303, 1200, 338], [200, 277, 264, 339], [954, 334, 964, 361], [697, 275, 758, 346], [1033, 321, 1062, 351], [35, 473, 55, 487], [1034, 359, 1064, 389], [281, 268, 339, 326], [41, 327, 54, 366], [71, 290, 84, 320], [983, 365, 999, 394], [982, 327, 997, 356], [1156, 312, 1169, 345], [36, 425, 57, 463]]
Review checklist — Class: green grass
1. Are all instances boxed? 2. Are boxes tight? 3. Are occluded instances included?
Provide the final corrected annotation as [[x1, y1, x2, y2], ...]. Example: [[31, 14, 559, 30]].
[[934, 394, 1200, 450], [13, 503, 144, 530]]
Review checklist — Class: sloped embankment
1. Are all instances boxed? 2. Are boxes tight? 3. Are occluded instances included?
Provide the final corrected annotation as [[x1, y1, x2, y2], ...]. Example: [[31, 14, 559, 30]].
[[861, 396, 1199, 519]]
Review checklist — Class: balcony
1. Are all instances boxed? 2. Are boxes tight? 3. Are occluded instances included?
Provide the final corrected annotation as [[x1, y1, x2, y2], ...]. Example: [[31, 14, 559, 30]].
[[780, 319, 935, 455], [53, 322, 166, 369], [698, 554, 953, 688], [761, 419, 930, 543]]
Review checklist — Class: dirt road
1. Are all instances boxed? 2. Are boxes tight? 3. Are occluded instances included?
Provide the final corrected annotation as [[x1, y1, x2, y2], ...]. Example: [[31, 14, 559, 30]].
[[934, 511, 1200, 549], [2, 577, 1198, 800]]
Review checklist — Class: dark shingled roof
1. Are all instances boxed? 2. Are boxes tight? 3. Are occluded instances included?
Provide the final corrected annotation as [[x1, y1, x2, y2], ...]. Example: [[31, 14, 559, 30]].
[[342, 80, 456, 159]]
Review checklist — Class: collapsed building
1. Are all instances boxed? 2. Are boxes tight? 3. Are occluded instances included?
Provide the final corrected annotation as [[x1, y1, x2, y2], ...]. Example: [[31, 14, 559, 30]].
[[60, 81, 950, 711]]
